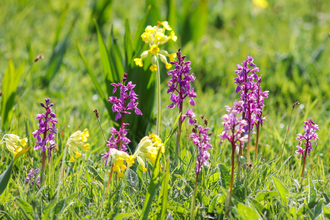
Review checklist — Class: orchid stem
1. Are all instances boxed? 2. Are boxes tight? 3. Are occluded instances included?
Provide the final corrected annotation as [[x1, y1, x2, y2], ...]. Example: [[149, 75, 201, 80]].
[[226, 145, 236, 216], [255, 123, 260, 159], [246, 124, 251, 165]]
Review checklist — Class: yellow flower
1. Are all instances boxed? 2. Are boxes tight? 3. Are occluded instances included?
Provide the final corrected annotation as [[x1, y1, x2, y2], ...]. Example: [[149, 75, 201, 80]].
[[107, 148, 132, 177], [253, 0, 268, 8], [150, 45, 160, 55], [135, 21, 176, 71], [134, 58, 143, 67], [131, 134, 165, 171], [169, 31, 177, 42], [168, 53, 177, 62], [0, 134, 27, 157], [150, 64, 158, 72], [66, 128, 89, 162], [159, 21, 172, 31], [165, 63, 172, 69]]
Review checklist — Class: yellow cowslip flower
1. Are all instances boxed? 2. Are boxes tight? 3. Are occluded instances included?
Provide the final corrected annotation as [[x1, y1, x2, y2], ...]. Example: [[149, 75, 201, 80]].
[[131, 134, 165, 172], [107, 148, 134, 177], [134, 21, 177, 72], [0, 134, 27, 157], [253, 0, 268, 8], [66, 128, 90, 162]]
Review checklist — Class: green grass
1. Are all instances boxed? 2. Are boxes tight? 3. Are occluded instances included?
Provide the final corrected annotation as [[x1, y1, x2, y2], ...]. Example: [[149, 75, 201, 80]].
[[0, 0, 330, 219]]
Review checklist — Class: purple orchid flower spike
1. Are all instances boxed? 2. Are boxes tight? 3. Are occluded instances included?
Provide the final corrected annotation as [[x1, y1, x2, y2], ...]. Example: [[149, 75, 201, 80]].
[[103, 73, 142, 167], [296, 118, 319, 177], [167, 48, 197, 163], [109, 73, 143, 121]]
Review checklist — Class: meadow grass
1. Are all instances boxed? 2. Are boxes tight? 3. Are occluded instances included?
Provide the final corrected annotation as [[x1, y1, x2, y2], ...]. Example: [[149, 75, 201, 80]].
[[0, 0, 330, 219]]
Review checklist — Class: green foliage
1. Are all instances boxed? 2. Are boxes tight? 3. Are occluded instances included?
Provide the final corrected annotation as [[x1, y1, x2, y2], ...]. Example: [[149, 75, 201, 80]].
[[77, 8, 155, 143], [0, 59, 25, 130], [0, 0, 329, 219], [0, 147, 30, 195]]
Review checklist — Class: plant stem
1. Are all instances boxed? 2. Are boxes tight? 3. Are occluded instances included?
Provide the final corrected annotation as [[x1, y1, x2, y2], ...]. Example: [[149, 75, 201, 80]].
[[156, 59, 161, 136], [105, 165, 114, 196], [40, 150, 46, 185], [56, 145, 68, 201], [190, 172, 199, 219], [246, 123, 252, 165], [255, 123, 260, 159], [301, 140, 309, 178], [226, 145, 236, 216], [175, 80, 183, 165], [118, 114, 125, 151], [237, 112, 246, 181]]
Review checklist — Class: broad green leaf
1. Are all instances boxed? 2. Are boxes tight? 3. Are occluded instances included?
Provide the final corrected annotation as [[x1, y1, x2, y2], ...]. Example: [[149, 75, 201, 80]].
[[313, 200, 323, 219], [75, 40, 111, 115], [189, 0, 207, 42], [16, 197, 33, 220], [109, 38, 125, 82], [113, 213, 134, 220], [94, 20, 114, 84], [324, 204, 330, 218], [124, 19, 133, 66], [42, 199, 57, 220], [308, 177, 317, 203], [209, 172, 220, 183], [0, 147, 30, 195], [43, 17, 75, 86], [0, 160, 14, 196], [250, 198, 267, 216], [53, 5, 68, 48], [166, 0, 177, 49], [208, 195, 220, 213], [218, 164, 230, 189], [1, 59, 25, 130], [236, 203, 260, 220], [146, 1, 161, 25], [255, 191, 278, 201], [272, 176, 289, 205], [132, 6, 151, 54]]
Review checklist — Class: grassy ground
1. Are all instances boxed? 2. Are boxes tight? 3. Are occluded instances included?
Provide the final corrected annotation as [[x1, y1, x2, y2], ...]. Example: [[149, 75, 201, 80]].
[[0, 0, 330, 219]]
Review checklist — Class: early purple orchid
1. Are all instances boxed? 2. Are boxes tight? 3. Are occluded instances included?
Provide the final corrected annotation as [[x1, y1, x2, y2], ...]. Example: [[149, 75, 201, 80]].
[[109, 73, 142, 121], [296, 118, 319, 177]]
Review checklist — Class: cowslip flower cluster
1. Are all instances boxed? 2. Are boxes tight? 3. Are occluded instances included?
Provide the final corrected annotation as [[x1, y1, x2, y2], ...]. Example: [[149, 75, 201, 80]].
[[189, 117, 213, 174], [0, 134, 28, 157], [66, 129, 90, 162], [104, 148, 134, 177], [167, 48, 197, 125], [25, 168, 40, 186], [32, 98, 58, 156], [295, 119, 319, 158], [134, 21, 177, 71], [109, 73, 142, 121], [102, 123, 130, 165], [219, 101, 248, 149], [131, 134, 165, 171]]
